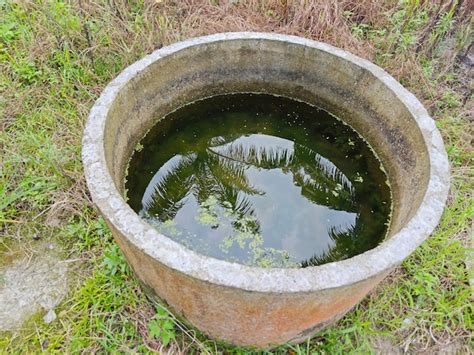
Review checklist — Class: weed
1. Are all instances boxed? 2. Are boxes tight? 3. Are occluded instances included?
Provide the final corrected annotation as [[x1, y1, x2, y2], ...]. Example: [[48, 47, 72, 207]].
[[148, 307, 176, 347], [102, 244, 130, 276]]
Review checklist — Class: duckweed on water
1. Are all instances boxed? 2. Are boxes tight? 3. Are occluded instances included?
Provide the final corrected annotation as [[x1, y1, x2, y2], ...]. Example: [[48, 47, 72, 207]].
[[126, 94, 391, 268]]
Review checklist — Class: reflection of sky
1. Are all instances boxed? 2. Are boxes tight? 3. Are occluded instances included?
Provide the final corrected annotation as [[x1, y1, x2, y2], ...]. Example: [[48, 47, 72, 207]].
[[141, 133, 357, 263], [211, 134, 353, 192], [243, 166, 356, 260], [211, 134, 294, 158]]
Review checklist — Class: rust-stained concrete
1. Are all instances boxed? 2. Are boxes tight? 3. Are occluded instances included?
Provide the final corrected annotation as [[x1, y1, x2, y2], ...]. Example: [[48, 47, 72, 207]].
[[82, 33, 450, 348]]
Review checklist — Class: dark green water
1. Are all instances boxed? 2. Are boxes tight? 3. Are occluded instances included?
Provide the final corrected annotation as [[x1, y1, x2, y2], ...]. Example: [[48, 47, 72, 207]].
[[126, 94, 391, 268]]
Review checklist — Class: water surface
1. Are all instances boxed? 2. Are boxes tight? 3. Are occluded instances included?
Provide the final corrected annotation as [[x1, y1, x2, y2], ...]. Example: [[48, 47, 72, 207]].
[[126, 94, 391, 268]]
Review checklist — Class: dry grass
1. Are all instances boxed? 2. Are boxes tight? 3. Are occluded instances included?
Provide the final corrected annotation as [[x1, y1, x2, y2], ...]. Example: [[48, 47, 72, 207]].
[[160, 0, 390, 58]]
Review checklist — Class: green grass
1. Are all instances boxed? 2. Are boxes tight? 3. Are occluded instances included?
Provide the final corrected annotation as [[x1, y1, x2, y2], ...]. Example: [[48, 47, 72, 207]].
[[1, 0, 472, 353]]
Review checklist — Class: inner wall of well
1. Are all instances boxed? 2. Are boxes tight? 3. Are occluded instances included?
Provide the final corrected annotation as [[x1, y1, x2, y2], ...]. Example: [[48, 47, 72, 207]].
[[104, 39, 430, 240]]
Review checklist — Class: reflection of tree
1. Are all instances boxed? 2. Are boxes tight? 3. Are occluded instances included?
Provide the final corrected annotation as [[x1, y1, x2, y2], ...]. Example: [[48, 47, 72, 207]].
[[144, 154, 196, 221], [143, 134, 359, 267], [213, 140, 356, 212], [300, 220, 360, 267], [144, 139, 263, 223]]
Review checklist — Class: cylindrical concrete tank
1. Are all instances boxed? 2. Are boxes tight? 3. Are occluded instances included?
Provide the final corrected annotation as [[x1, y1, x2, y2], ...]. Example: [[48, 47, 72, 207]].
[[82, 33, 449, 348]]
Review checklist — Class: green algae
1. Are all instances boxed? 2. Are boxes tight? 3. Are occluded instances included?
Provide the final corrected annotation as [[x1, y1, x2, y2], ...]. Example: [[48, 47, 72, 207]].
[[126, 93, 391, 268]]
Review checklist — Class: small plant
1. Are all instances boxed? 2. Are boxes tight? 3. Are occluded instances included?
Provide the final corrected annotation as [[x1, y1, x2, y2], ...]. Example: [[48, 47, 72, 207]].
[[147, 307, 176, 346], [102, 244, 130, 276], [438, 89, 462, 110]]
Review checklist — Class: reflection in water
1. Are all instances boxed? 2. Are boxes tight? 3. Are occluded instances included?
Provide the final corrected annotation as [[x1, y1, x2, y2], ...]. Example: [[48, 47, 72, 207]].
[[127, 94, 391, 268]]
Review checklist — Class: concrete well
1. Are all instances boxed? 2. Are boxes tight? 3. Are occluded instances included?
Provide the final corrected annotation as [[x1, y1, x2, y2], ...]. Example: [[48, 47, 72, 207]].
[[82, 33, 450, 348]]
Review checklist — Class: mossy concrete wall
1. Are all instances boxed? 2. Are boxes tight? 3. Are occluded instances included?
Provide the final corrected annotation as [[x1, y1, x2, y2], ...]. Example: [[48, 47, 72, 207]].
[[82, 33, 449, 348]]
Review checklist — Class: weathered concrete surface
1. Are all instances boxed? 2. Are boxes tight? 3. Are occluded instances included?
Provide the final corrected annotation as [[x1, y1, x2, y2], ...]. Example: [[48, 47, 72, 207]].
[[0, 242, 68, 331], [82, 32, 450, 348]]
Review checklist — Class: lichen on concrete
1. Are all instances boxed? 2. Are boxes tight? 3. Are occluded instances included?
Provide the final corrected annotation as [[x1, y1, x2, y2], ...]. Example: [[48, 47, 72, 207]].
[[0, 242, 68, 331]]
